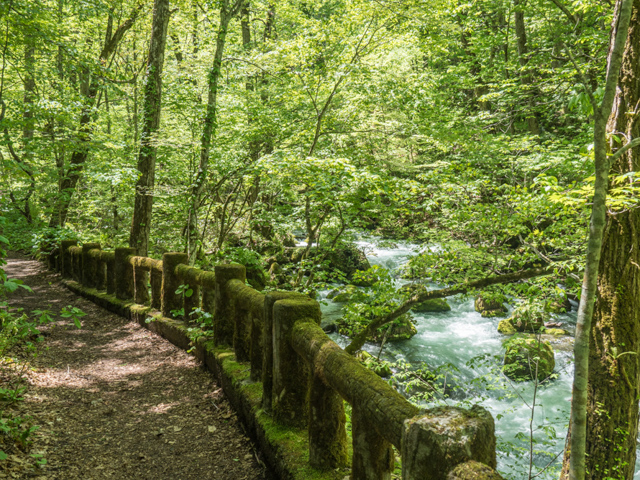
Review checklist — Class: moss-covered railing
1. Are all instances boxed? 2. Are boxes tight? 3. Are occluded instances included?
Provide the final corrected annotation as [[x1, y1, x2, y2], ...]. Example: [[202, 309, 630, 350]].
[[48, 242, 504, 480]]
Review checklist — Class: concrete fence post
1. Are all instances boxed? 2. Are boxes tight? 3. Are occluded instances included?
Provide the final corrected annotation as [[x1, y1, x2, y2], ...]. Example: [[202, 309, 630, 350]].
[[271, 297, 321, 428], [261, 291, 309, 413], [82, 243, 100, 288], [105, 252, 116, 295], [115, 247, 136, 300], [161, 253, 188, 318], [150, 264, 163, 310], [213, 264, 246, 346], [96, 253, 107, 291], [309, 374, 349, 470], [60, 240, 77, 279], [401, 406, 497, 480], [134, 264, 150, 305], [351, 404, 395, 480]]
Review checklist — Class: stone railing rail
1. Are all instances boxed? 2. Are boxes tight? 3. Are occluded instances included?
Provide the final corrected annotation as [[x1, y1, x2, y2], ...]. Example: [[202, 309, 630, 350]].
[[48, 241, 504, 480]]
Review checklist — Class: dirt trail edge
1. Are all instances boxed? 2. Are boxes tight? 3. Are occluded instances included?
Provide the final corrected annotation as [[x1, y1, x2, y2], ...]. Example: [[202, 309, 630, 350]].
[[3, 252, 270, 480]]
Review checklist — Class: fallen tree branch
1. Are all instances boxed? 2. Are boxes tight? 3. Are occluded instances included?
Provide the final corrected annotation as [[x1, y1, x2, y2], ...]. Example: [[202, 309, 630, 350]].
[[344, 265, 559, 354]]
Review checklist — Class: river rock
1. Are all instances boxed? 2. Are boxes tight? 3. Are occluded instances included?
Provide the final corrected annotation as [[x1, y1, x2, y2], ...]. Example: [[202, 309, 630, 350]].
[[412, 298, 451, 313], [497, 318, 517, 335], [503, 336, 555, 382], [335, 313, 417, 342], [447, 460, 505, 479], [475, 295, 507, 317], [544, 328, 570, 336]]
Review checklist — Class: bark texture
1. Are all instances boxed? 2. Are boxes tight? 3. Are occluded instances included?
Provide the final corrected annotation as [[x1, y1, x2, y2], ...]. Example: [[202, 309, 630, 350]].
[[129, 0, 171, 255], [585, 2, 640, 477]]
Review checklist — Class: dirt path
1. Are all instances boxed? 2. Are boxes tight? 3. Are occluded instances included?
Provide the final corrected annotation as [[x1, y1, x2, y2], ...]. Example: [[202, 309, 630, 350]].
[[2, 252, 270, 480]]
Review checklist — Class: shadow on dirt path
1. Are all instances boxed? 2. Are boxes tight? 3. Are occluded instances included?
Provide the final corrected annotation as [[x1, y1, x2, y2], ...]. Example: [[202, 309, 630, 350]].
[[3, 252, 270, 480]]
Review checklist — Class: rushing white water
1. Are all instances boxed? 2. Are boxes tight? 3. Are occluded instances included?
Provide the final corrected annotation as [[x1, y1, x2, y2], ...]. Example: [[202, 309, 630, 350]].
[[316, 238, 638, 479]]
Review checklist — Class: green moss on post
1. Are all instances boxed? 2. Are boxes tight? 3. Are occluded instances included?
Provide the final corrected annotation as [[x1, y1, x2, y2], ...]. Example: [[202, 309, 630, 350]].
[[262, 291, 310, 413], [309, 375, 348, 470], [202, 287, 215, 316], [134, 265, 150, 305], [60, 240, 77, 279], [214, 264, 246, 347], [81, 243, 100, 288], [351, 404, 394, 480], [70, 246, 82, 282], [162, 252, 188, 318], [401, 406, 497, 479], [150, 264, 163, 310], [251, 313, 263, 382], [115, 247, 136, 300], [105, 252, 116, 294], [272, 297, 321, 428]]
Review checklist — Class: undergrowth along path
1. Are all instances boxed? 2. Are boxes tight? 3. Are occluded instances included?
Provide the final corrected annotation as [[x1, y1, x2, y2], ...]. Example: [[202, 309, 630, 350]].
[[3, 252, 269, 480]]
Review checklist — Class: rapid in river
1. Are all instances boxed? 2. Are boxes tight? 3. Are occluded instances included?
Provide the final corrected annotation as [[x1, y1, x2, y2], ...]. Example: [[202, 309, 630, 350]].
[[315, 237, 639, 479]]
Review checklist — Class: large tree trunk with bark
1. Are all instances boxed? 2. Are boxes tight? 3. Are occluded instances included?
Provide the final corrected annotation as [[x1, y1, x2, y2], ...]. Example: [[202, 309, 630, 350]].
[[186, 0, 240, 262], [129, 0, 171, 256], [584, 2, 640, 477], [561, 0, 636, 478]]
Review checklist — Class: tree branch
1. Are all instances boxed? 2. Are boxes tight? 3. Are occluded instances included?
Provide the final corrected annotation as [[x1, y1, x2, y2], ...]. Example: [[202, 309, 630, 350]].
[[344, 266, 559, 354]]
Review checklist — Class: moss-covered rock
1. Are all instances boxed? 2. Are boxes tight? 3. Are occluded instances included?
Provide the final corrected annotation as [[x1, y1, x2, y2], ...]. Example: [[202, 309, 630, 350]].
[[497, 318, 517, 335], [356, 350, 393, 377], [474, 295, 507, 317], [503, 336, 555, 382], [412, 298, 451, 313], [447, 460, 505, 479], [335, 313, 417, 343], [510, 313, 544, 333], [544, 327, 570, 336]]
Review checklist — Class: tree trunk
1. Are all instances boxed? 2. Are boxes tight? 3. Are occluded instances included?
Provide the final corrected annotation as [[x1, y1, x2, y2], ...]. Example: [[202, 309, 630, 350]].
[[186, 0, 239, 262], [513, 0, 539, 134], [48, 6, 140, 227], [129, 0, 171, 256], [584, 1, 640, 477], [563, 0, 636, 478]]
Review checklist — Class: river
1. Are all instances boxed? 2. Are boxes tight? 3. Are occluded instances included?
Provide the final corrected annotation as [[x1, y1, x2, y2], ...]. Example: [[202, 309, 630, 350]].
[[315, 238, 640, 479]]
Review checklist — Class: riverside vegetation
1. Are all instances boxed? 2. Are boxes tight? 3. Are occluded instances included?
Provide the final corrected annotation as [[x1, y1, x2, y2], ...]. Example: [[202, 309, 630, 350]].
[[2, 0, 640, 478]]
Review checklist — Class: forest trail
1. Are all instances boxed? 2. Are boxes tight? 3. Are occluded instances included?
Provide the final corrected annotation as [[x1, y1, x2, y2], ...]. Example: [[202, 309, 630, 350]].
[[3, 252, 269, 480]]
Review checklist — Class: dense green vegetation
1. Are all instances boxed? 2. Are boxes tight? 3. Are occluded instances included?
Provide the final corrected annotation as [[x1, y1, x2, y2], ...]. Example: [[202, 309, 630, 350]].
[[2, 0, 639, 478]]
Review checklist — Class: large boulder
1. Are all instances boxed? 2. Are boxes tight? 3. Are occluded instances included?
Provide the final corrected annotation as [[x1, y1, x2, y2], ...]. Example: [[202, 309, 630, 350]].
[[335, 313, 417, 343], [474, 294, 507, 318], [503, 336, 555, 382], [413, 298, 451, 313], [286, 242, 371, 279]]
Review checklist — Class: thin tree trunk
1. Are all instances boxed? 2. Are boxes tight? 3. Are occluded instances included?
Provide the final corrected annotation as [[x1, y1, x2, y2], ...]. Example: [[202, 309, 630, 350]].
[[129, 0, 171, 256], [582, 1, 640, 477], [513, 0, 540, 134], [48, 5, 141, 227], [186, 0, 241, 263], [563, 0, 635, 478]]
